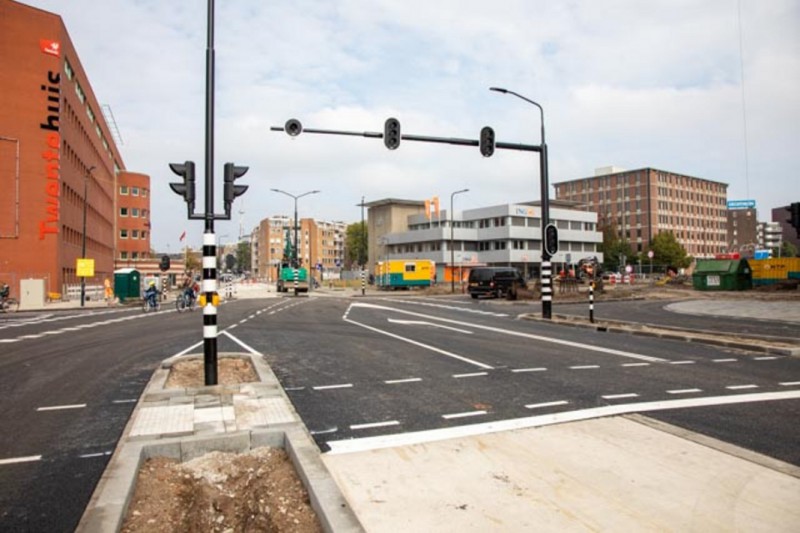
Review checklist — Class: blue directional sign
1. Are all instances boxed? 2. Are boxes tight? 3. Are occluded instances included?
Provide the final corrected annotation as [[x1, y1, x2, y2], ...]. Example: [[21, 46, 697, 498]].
[[727, 199, 756, 210]]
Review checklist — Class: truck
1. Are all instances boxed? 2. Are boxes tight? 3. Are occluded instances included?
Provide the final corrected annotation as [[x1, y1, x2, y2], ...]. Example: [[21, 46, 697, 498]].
[[276, 262, 309, 294], [375, 259, 435, 290]]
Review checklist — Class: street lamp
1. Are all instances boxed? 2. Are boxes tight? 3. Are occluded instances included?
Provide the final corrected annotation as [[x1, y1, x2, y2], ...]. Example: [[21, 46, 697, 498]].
[[490, 87, 552, 319], [270, 189, 319, 268], [450, 188, 469, 293], [80, 165, 96, 307]]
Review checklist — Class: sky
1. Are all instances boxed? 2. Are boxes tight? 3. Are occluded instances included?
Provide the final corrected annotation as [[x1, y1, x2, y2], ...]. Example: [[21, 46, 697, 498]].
[[23, 0, 800, 251]]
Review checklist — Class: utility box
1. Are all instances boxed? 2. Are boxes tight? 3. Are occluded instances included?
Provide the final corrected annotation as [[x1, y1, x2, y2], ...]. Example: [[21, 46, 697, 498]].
[[113, 268, 141, 302], [19, 279, 46, 310], [692, 259, 752, 291]]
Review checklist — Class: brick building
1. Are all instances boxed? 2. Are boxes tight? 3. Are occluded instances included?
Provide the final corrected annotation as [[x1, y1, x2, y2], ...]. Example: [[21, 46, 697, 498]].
[[554, 167, 728, 258], [0, 1, 149, 298]]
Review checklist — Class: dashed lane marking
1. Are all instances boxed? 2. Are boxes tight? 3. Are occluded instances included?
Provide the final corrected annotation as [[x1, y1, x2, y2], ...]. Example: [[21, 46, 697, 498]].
[[670, 360, 696, 365], [442, 410, 487, 420], [36, 404, 86, 412], [667, 388, 703, 395], [511, 367, 547, 373], [453, 372, 488, 379], [79, 451, 113, 459], [384, 378, 423, 384], [727, 384, 759, 390], [713, 358, 738, 363], [313, 384, 354, 391], [351, 421, 401, 430], [570, 365, 600, 370], [622, 362, 651, 367], [0, 455, 42, 466], [525, 400, 569, 409], [780, 381, 800, 386], [602, 393, 639, 400]]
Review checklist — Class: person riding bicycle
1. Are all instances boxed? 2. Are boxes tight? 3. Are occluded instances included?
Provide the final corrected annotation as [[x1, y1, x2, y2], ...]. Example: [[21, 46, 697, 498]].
[[144, 280, 159, 308], [181, 271, 197, 305]]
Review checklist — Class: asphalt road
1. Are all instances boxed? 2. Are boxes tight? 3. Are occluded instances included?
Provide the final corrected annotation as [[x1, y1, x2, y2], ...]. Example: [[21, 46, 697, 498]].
[[0, 293, 798, 531]]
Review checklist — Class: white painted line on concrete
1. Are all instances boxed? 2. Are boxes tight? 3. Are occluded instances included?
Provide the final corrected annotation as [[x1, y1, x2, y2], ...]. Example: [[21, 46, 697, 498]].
[[713, 358, 738, 363], [525, 400, 569, 409], [112, 399, 138, 404], [347, 302, 666, 363], [313, 384, 353, 391], [36, 404, 86, 412], [726, 384, 759, 390], [344, 313, 494, 370], [221, 330, 262, 356], [351, 420, 401, 430], [442, 410, 487, 420], [669, 360, 696, 365], [780, 381, 800, 386], [384, 378, 423, 384], [0, 455, 42, 466], [453, 372, 488, 379], [0, 339, 20, 343], [239, 319, 247, 324], [602, 393, 639, 400], [667, 388, 703, 395], [228, 324, 238, 330], [754, 356, 779, 361], [512, 367, 547, 373], [622, 362, 651, 367], [19, 334, 45, 339], [327, 390, 800, 454], [248, 314, 256, 320], [570, 365, 600, 370], [79, 451, 112, 459], [387, 318, 474, 334]]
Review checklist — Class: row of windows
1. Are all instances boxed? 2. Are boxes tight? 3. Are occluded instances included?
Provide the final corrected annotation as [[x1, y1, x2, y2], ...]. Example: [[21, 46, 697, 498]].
[[119, 229, 148, 239], [411, 217, 596, 232], [393, 241, 598, 254], [120, 207, 148, 218], [119, 185, 148, 197], [119, 251, 150, 260]]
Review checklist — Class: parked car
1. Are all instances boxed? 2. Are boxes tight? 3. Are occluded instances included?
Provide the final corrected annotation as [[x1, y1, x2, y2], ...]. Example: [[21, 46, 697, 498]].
[[468, 267, 526, 299]]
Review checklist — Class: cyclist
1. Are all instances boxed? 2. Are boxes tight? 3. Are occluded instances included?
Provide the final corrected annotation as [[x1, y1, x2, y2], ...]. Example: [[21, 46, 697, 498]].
[[144, 280, 159, 309], [181, 271, 197, 306]]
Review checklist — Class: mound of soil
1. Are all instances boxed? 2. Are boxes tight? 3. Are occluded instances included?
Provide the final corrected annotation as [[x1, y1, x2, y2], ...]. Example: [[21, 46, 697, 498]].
[[165, 358, 258, 388]]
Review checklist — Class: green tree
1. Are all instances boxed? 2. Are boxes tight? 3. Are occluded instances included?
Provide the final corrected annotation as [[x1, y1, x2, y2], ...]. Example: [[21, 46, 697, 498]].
[[650, 231, 691, 269], [598, 223, 632, 271], [345, 222, 368, 268], [235, 241, 252, 273], [775, 240, 798, 258]]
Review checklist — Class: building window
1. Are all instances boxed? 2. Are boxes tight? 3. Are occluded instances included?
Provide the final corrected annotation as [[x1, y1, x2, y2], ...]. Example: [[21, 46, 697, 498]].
[[120, 251, 128, 259], [132, 187, 139, 196], [64, 58, 74, 80], [132, 252, 139, 259], [120, 229, 128, 239], [142, 188, 148, 198], [132, 230, 139, 239], [75, 81, 86, 103], [120, 207, 128, 217], [132, 208, 139, 217], [120, 186, 128, 195]]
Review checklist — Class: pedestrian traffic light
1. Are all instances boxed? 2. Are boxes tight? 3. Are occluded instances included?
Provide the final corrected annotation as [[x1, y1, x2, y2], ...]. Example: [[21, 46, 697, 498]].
[[223, 162, 249, 215], [384, 118, 401, 150], [544, 223, 559, 257], [479, 126, 495, 157], [159, 255, 171, 272], [168, 161, 196, 212]]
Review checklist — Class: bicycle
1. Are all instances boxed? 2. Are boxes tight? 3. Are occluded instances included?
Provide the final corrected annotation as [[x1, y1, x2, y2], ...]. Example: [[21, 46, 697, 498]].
[[0, 296, 19, 313], [142, 294, 160, 313], [175, 291, 196, 313]]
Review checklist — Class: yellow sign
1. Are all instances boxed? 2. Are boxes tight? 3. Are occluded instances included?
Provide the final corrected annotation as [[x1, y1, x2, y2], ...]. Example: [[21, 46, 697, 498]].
[[76, 258, 95, 277]]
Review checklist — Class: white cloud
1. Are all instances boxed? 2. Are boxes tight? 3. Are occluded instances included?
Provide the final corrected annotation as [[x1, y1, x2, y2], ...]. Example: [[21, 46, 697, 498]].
[[21, 0, 800, 249]]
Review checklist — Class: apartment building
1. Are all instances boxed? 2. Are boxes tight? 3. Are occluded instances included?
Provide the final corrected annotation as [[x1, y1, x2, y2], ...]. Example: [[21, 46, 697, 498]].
[[0, 1, 148, 297], [367, 198, 603, 280], [757, 221, 783, 252], [726, 207, 758, 252], [554, 167, 728, 258]]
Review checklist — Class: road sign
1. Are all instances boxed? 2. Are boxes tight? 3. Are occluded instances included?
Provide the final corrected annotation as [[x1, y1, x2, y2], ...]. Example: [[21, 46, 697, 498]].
[[544, 224, 559, 256], [648, 250, 654, 259]]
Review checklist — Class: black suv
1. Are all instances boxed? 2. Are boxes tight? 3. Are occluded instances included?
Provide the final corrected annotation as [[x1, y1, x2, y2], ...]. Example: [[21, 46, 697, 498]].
[[468, 267, 527, 299]]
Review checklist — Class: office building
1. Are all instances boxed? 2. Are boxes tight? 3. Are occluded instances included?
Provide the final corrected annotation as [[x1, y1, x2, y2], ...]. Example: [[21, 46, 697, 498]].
[[727, 207, 758, 253], [554, 167, 728, 258]]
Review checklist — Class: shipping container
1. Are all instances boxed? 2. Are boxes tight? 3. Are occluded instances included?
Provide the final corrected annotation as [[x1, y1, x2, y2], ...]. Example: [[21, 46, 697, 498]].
[[375, 260, 435, 290], [749, 258, 800, 286]]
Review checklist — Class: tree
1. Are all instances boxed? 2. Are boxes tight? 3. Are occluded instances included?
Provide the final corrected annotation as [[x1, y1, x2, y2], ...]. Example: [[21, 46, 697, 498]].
[[345, 222, 368, 269], [773, 240, 798, 258], [598, 222, 632, 271], [235, 241, 252, 273], [650, 231, 691, 269]]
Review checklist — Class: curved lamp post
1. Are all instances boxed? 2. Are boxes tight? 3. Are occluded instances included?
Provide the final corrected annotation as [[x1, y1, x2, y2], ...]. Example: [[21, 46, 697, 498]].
[[490, 87, 552, 319], [80, 165, 96, 307], [270, 189, 319, 267], [450, 188, 469, 293]]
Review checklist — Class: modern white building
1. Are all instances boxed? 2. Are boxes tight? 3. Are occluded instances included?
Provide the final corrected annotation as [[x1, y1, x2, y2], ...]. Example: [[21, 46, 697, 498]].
[[368, 199, 603, 280], [757, 221, 783, 251]]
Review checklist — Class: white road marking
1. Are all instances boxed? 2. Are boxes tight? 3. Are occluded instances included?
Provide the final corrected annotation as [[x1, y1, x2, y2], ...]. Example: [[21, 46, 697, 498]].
[[344, 313, 494, 370], [511, 367, 547, 373], [285, 386, 306, 391], [442, 410, 487, 420], [347, 302, 666, 363], [384, 378, 423, 384], [239, 319, 248, 324], [621, 362, 650, 367], [112, 399, 138, 404], [713, 358, 738, 363], [36, 404, 86, 412], [780, 381, 800, 386], [570, 365, 600, 370], [351, 421, 401, 430], [754, 356, 779, 361], [79, 451, 112, 459], [0, 455, 42, 465], [525, 400, 569, 409], [453, 372, 488, 378], [603, 393, 639, 400], [667, 388, 703, 395], [387, 319, 473, 334], [726, 384, 759, 390], [221, 330, 262, 356], [313, 384, 353, 391], [0, 339, 20, 343], [327, 390, 800, 454], [669, 360, 695, 365], [310, 427, 338, 435]]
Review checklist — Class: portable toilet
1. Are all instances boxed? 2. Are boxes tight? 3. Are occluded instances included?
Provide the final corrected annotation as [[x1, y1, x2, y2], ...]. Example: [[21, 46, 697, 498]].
[[692, 259, 752, 291], [113, 268, 141, 302]]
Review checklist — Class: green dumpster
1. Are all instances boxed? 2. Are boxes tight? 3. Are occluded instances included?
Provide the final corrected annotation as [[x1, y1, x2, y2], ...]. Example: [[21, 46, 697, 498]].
[[692, 259, 752, 291], [113, 268, 141, 302]]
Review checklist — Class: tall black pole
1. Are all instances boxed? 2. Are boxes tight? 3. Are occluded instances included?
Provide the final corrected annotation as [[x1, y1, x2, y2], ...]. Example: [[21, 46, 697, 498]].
[[79, 166, 95, 307], [202, 0, 218, 385], [490, 87, 552, 319]]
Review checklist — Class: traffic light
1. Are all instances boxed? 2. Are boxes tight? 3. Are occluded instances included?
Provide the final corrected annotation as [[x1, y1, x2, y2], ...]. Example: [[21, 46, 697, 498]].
[[479, 126, 495, 157], [223, 162, 249, 215], [544, 223, 559, 257], [169, 161, 196, 212], [285, 119, 303, 137], [384, 118, 401, 150], [159, 255, 171, 272], [788, 202, 800, 229]]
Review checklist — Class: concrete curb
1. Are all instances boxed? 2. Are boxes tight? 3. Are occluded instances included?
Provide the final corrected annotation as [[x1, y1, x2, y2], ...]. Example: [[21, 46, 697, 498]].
[[521, 314, 800, 357], [77, 352, 364, 533]]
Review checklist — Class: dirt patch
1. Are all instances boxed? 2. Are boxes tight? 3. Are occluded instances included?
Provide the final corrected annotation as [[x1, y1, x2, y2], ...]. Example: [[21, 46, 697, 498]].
[[165, 357, 259, 388], [121, 448, 322, 533]]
